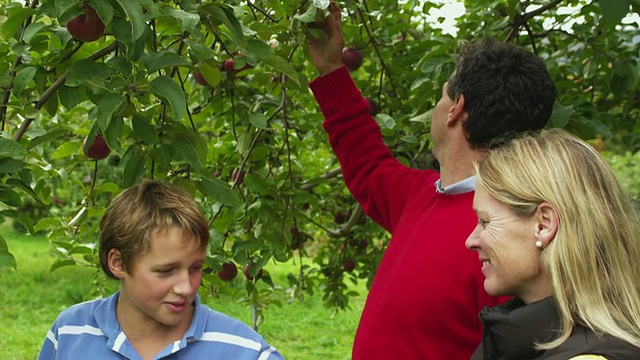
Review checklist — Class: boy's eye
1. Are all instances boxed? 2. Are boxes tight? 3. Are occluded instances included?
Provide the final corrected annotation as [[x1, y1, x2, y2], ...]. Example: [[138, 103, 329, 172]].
[[157, 268, 173, 275]]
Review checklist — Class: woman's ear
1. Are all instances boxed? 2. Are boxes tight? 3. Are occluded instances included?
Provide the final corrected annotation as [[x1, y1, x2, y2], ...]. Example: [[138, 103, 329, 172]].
[[108, 249, 126, 279], [535, 202, 558, 247]]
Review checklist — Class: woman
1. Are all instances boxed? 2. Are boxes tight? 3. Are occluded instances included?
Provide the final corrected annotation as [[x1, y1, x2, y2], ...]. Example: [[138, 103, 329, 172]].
[[466, 129, 640, 359]]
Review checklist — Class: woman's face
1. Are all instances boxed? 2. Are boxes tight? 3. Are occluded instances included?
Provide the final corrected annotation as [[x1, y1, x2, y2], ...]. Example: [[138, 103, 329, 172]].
[[465, 184, 551, 303]]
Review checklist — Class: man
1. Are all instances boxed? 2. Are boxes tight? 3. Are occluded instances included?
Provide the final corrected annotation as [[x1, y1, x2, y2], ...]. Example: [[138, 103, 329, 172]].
[[307, 3, 557, 359]]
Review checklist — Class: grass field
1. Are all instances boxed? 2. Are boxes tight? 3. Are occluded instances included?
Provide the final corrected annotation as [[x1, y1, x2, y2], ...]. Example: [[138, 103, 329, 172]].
[[0, 223, 366, 360]]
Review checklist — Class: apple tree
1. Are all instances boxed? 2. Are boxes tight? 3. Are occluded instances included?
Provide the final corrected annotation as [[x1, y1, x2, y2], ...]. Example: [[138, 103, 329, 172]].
[[0, 0, 638, 325]]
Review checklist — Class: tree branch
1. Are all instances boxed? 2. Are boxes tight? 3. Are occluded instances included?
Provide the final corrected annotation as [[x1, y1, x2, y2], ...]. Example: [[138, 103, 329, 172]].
[[12, 42, 119, 142]]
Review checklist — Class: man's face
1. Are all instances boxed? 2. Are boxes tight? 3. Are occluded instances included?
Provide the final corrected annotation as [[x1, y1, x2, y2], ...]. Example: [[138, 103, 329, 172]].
[[116, 227, 205, 332], [430, 82, 455, 159]]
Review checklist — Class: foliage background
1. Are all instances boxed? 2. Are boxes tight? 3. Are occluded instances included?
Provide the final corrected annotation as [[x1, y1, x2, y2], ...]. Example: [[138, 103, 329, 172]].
[[0, 0, 638, 326]]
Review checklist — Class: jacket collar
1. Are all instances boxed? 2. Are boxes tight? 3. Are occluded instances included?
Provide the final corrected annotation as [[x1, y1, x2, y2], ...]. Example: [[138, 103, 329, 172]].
[[478, 297, 561, 360]]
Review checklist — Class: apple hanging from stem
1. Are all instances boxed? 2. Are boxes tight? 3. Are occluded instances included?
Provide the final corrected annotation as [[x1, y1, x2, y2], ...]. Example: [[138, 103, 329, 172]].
[[66, 5, 105, 43]]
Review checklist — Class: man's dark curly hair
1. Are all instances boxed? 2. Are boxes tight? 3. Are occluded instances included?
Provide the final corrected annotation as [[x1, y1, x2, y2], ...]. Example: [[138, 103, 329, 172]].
[[447, 38, 557, 149]]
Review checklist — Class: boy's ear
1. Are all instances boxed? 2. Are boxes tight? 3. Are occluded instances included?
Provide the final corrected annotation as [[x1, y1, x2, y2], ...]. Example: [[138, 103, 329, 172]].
[[108, 249, 126, 279]]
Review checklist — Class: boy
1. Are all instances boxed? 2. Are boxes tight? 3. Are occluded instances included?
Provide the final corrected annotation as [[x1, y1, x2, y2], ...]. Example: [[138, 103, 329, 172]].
[[38, 180, 284, 359]]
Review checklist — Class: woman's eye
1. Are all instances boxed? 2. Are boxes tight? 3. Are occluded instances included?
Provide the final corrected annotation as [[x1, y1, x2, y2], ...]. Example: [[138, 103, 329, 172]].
[[477, 219, 488, 229]]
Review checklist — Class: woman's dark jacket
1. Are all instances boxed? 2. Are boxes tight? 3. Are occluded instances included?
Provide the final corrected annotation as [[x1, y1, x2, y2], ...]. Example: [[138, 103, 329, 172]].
[[470, 297, 640, 360]]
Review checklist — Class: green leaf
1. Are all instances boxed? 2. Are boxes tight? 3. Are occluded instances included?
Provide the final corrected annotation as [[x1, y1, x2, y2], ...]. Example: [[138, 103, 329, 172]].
[[198, 63, 222, 88], [375, 114, 396, 129], [165, 8, 201, 32], [96, 93, 126, 131], [0, 185, 22, 207], [59, 85, 86, 110], [123, 150, 146, 187], [12, 66, 37, 95], [293, 4, 317, 23], [258, 56, 300, 86], [90, 0, 115, 25], [52, 140, 81, 159], [200, 178, 240, 208], [244, 39, 275, 58], [2, 7, 37, 39], [66, 59, 114, 87], [598, 0, 632, 24], [0, 158, 23, 173], [140, 50, 191, 73], [549, 103, 574, 128], [244, 174, 275, 196], [34, 217, 63, 233], [104, 116, 124, 152], [184, 40, 217, 61], [50, 259, 77, 273], [22, 21, 48, 43], [610, 61, 639, 98], [0, 250, 17, 272], [6, 178, 39, 202], [167, 124, 207, 172], [0, 235, 7, 252], [149, 76, 186, 121], [28, 129, 70, 150], [249, 113, 268, 129], [0, 138, 26, 158], [203, 4, 244, 46], [113, 0, 146, 41], [132, 115, 158, 144]]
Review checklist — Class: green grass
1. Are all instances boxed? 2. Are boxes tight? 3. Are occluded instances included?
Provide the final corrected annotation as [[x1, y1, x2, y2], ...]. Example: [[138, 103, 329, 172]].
[[0, 223, 365, 359]]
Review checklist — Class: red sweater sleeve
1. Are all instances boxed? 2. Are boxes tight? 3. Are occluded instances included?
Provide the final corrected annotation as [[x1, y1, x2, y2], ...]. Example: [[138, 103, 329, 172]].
[[310, 67, 438, 233]]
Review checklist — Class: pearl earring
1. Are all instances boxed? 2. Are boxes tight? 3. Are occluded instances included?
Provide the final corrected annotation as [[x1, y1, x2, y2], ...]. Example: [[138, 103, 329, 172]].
[[535, 240, 543, 249]]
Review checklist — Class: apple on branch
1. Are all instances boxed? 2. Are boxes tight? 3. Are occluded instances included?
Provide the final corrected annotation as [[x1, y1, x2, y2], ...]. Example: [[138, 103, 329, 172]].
[[243, 262, 264, 281], [83, 134, 111, 160], [193, 72, 209, 86], [66, 5, 105, 43], [216, 262, 238, 282], [342, 47, 363, 72]]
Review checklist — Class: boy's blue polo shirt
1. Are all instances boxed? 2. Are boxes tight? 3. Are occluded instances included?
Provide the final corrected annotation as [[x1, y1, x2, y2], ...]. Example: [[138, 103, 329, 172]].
[[38, 292, 284, 359]]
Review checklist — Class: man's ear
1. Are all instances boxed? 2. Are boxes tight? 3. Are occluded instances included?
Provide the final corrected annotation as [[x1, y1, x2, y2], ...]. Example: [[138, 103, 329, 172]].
[[108, 249, 126, 279], [447, 93, 468, 125], [535, 202, 558, 247]]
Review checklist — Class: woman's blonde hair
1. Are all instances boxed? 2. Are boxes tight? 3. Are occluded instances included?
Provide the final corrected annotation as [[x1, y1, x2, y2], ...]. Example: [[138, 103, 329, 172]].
[[475, 129, 640, 348]]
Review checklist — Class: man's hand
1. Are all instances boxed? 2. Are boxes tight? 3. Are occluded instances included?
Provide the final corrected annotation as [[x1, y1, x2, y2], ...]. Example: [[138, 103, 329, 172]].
[[307, 2, 345, 76]]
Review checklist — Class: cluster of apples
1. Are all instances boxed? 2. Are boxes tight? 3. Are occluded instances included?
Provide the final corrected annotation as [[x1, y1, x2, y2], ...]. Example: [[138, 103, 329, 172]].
[[215, 261, 264, 282]]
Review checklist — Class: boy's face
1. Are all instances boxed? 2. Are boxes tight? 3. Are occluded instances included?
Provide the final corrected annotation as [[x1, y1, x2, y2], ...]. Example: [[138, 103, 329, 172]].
[[113, 226, 205, 333]]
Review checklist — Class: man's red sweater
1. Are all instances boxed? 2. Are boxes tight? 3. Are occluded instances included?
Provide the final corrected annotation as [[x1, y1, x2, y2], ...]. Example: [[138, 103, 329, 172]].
[[310, 66, 508, 360]]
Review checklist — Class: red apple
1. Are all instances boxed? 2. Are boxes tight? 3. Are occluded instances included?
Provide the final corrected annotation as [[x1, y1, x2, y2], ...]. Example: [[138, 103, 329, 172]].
[[83, 135, 111, 160], [193, 72, 209, 86], [290, 226, 299, 237], [343, 259, 356, 272], [347, 237, 358, 247], [224, 57, 252, 76], [232, 167, 245, 185], [342, 47, 363, 71], [66, 5, 105, 43], [216, 262, 238, 282], [333, 211, 348, 224], [224, 59, 237, 75], [243, 263, 263, 280]]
